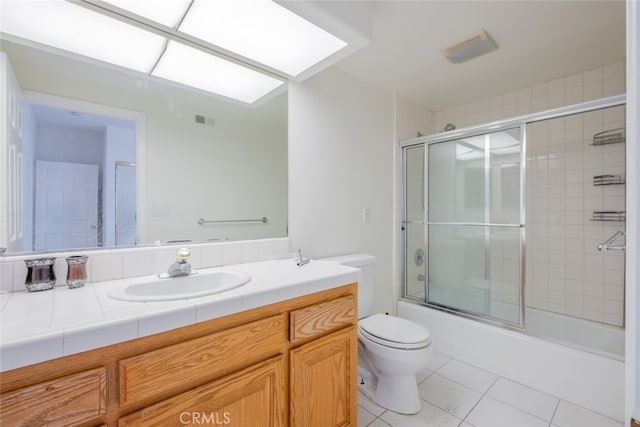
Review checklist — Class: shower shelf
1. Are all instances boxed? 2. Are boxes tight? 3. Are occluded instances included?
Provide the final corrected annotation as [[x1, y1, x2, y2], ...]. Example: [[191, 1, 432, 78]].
[[591, 128, 625, 146], [591, 211, 626, 221], [593, 174, 625, 186]]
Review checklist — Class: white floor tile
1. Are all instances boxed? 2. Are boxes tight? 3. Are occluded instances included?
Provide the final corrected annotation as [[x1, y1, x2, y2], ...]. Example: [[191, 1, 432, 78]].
[[466, 396, 549, 427], [358, 352, 620, 427], [358, 391, 386, 417], [437, 359, 498, 393], [426, 351, 450, 372], [380, 401, 461, 427], [487, 377, 559, 421], [358, 406, 377, 427], [368, 419, 391, 427], [552, 401, 623, 427], [419, 373, 483, 419], [415, 367, 432, 384]]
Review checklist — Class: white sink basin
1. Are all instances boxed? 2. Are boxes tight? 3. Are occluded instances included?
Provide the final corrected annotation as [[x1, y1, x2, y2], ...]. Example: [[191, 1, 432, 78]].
[[108, 269, 251, 302]]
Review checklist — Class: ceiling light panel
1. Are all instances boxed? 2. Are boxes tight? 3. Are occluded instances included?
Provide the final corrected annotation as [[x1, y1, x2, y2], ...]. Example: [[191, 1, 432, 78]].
[[0, 0, 166, 74], [152, 41, 285, 104], [178, 0, 348, 76], [100, 0, 192, 28]]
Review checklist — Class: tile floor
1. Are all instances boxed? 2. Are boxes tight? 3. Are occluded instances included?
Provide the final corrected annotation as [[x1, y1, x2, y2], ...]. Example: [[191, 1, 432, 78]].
[[357, 352, 623, 427]]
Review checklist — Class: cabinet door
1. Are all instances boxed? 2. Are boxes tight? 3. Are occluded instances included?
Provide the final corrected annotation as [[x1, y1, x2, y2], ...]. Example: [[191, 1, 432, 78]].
[[120, 356, 286, 427], [0, 367, 107, 426], [290, 327, 357, 427]]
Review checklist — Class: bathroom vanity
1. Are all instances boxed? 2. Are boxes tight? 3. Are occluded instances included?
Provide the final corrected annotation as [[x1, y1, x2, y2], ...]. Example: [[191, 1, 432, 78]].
[[0, 260, 358, 426]]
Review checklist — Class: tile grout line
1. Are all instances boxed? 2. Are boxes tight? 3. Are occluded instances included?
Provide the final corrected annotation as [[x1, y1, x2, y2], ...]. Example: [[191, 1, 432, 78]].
[[434, 358, 565, 426], [469, 374, 563, 426], [548, 393, 561, 427], [458, 374, 500, 424]]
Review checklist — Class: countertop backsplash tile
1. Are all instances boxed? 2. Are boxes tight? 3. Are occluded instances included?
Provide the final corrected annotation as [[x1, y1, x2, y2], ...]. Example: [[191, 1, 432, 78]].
[[0, 237, 290, 291]]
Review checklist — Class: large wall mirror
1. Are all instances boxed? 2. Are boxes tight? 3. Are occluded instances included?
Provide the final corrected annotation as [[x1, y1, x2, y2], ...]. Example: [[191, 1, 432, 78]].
[[1, 38, 288, 255]]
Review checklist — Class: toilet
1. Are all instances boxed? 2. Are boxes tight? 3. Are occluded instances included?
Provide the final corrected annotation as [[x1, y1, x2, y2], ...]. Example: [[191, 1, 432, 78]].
[[320, 254, 432, 414]]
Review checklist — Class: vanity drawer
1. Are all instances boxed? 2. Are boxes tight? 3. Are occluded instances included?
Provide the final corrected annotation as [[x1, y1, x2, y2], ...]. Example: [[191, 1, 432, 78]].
[[0, 367, 107, 426], [119, 356, 286, 427], [289, 295, 357, 343], [119, 314, 286, 406]]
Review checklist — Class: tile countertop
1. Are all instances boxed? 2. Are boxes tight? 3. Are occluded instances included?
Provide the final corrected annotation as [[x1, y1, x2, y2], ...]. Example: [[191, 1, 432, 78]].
[[0, 259, 360, 372]]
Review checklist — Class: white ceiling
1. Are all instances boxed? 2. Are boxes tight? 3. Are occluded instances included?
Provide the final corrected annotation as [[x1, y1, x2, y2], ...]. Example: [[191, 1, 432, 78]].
[[2, 0, 626, 116], [332, 0, 626, 112]]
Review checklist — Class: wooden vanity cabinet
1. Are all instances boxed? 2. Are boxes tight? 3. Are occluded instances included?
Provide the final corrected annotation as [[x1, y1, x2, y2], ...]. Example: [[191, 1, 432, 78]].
[[0, 283, 358, 427], [289, 295, 358, 427], [290, 327, 357, 427], [120, 356, 287, 427]]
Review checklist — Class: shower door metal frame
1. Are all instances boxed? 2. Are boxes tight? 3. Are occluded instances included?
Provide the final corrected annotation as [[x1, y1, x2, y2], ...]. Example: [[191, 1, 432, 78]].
[[400, 94, 626, 330]]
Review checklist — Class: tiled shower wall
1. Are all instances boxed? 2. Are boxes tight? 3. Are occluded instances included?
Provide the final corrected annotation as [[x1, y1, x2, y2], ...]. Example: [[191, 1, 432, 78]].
[[433, 60, 626, 132], [526, 107, 625, 326], [427, 60, 626, 327]]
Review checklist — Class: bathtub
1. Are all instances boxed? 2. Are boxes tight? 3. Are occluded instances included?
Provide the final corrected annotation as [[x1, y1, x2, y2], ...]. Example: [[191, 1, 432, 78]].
[[525, 306, 624, 358], [397, 300, 625, 422]]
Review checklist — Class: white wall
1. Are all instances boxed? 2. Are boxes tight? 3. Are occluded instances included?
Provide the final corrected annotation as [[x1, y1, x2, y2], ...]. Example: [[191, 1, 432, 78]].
[[288, 67, 395, 315], [36, 126, 104, 165], [143, 97, 288, 244]]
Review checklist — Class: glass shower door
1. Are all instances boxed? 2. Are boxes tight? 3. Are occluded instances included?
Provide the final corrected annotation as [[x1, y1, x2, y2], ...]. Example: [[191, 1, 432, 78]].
[[404, 145, 427, 301], [426, 128, 524, 325]]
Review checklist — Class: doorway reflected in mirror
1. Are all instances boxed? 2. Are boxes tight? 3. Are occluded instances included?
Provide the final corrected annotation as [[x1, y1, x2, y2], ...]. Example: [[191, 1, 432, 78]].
[[26, 102, 136, 252]]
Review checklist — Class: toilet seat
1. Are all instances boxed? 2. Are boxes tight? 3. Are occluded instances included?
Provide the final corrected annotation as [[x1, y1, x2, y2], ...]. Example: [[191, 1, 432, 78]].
[[359, 313, 431, 350]]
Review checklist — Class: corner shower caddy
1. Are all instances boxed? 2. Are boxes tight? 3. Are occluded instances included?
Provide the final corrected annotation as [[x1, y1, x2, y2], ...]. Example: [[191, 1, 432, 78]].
[[593, 174, 625, 186], [591, 211, 626, 222], [590, 127, 626, 222], [591, 128, 625, 146]]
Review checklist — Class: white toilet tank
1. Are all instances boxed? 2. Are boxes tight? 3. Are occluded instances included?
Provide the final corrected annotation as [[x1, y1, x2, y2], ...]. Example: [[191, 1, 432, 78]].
[[319, 254, 375, 318]]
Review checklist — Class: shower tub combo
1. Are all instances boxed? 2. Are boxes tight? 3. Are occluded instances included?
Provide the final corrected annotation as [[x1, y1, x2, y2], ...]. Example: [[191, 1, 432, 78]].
[[399, 95, 626, 421]]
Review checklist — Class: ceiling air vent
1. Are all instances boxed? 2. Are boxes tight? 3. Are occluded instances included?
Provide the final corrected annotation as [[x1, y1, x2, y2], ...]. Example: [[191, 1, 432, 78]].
[[195, 114, 215, 126], [443, 30, 499, 64]]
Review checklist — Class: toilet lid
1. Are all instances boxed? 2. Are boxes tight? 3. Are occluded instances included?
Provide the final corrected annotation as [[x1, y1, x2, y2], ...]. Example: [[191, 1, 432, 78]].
[[359, 313, 431, 349]]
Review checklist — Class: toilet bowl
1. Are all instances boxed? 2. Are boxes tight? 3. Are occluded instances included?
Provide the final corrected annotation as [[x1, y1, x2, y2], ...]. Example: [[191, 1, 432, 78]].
[[358, 313, 432, 414], [319, 254, 432, 415]]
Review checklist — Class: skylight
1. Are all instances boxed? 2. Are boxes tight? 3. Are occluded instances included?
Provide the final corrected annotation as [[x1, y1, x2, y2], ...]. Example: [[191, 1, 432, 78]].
[[152, 41, 284, 104], [178, 0, 348, 76], [1, 0, 345, 104], [0, 0, 165, 74]]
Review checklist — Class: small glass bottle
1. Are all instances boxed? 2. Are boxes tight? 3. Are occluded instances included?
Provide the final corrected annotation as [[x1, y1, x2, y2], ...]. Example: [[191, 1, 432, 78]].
[[65, 255, 88, 289]]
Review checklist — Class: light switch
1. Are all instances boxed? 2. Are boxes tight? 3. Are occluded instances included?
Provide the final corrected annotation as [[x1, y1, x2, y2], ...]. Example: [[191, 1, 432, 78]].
[[363, 207, 371, 223]]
